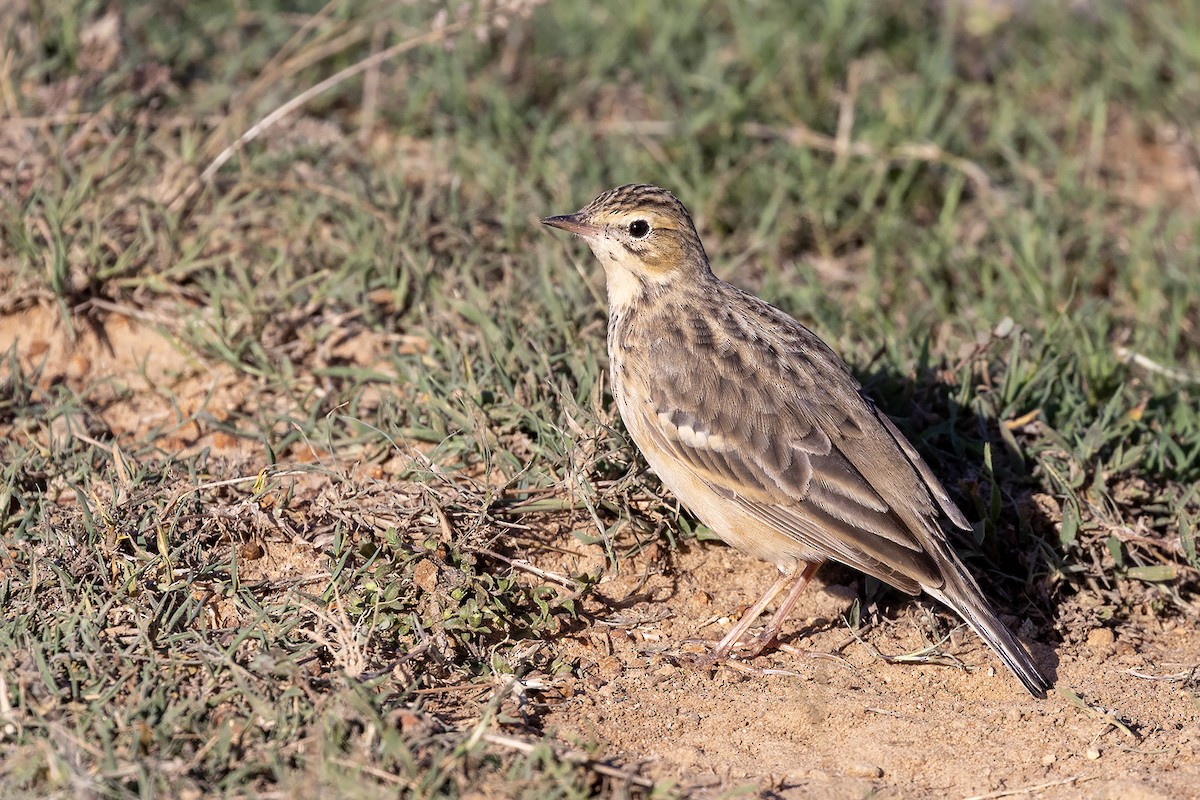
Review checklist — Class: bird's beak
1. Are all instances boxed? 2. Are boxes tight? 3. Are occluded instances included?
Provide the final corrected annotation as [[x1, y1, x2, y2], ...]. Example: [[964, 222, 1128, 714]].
[[540, 213, 599, 237]]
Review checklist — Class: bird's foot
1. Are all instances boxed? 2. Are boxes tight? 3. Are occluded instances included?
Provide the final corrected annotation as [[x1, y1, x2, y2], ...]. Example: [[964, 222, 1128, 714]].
[[735, 631, 780, 659], [678, 630, 781, 663], [674, 639, 812, 678], [674, 647, 778, 677]]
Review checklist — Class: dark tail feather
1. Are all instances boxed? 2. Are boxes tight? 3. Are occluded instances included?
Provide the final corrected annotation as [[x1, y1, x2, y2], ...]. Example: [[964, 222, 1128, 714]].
[[925, 580, 1051, 698]]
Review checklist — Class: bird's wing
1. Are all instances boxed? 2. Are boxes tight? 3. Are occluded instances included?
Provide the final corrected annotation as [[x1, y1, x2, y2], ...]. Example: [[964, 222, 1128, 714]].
[[640, 320, 961, 594]]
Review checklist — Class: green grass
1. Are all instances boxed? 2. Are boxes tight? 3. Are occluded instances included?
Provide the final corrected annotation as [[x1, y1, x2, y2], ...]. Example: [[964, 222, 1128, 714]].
[[2, 0, 1199, 796]]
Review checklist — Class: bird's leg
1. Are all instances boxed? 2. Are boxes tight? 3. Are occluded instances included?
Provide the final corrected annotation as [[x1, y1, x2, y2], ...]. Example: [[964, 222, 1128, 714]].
[[738, 561, 821, 657], [709, 563, 814, 660]]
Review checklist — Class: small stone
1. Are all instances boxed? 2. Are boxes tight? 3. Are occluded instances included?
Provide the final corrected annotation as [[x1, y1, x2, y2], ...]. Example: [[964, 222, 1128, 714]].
[[595, 655, 623, 680], [1086, 746, 1101, 760], [67, 354, 92, 382], [1086, 628, 1116, 649], [212, 432, 238, 450], [1041, 752, 1056, 766], [845, 762, 883, 779], [665, 745, 705, 770], [412, 559, 438, 593]]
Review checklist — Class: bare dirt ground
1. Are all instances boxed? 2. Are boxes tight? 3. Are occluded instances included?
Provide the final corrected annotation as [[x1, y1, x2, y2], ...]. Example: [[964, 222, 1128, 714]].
[[6, 302, 1198, 799], [545, 543, 1200, 799]]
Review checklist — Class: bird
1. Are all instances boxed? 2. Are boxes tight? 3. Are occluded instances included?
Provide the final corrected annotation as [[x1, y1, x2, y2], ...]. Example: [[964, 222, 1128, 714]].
[[541, 183, 1051, 697]]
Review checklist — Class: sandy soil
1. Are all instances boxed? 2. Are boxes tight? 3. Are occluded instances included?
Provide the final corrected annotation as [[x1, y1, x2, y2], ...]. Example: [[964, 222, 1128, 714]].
[[541, 541, 1200, 798]]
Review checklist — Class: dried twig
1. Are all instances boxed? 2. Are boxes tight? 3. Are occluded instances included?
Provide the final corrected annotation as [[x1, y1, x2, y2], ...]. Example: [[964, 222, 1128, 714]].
[[481, 732, 655, 790], [1115, 345, 1200, 384], [476, 548, 581, 590], [742, 121, 995, 197], [199, 19, 471, 183], [963, 775, 1087, 800], [1059, 688, 1140, 741], [1125, 666, 1199, 683]]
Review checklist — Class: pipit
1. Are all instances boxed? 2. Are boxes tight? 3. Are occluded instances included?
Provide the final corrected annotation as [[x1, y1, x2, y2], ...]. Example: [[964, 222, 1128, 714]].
[[541, 184, 1051, 697]]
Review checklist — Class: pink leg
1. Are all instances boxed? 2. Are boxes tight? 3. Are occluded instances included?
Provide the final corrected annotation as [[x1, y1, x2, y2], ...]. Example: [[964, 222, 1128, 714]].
[[711, 561, 821, 659], [740, 561, 821, 657]]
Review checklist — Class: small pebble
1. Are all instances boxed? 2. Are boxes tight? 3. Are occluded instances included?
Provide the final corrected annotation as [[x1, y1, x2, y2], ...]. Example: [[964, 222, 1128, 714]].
[[846, 763, 884, 779], [412, 558, 438, 593]]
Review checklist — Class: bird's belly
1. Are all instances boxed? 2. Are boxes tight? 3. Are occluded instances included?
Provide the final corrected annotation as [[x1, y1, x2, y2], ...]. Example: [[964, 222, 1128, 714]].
[[614, 379, 820, 570]]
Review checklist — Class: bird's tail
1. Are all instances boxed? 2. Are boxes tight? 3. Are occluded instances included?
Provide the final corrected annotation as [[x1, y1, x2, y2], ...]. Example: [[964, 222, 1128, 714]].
[[925, 572, 1051, 698]]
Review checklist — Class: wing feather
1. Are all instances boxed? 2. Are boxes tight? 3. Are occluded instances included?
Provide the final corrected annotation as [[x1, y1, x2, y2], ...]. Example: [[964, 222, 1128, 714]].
[[637, 301, 961, 593]]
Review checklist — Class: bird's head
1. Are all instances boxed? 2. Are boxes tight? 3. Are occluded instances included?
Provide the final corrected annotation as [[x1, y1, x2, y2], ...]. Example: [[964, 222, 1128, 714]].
[[542, 184, 712, 305]]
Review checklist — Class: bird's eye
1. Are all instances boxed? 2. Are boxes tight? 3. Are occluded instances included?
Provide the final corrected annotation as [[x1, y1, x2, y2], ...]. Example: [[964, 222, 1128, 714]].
[[628, 219, 650, 239]]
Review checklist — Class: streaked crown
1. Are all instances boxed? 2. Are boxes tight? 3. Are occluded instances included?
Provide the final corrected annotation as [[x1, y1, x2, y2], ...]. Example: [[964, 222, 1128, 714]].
[[578, 184, 696, 230]]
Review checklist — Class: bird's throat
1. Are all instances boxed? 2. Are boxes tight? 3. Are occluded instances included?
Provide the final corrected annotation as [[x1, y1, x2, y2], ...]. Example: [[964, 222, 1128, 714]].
[[603, 264, 655, 311]]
